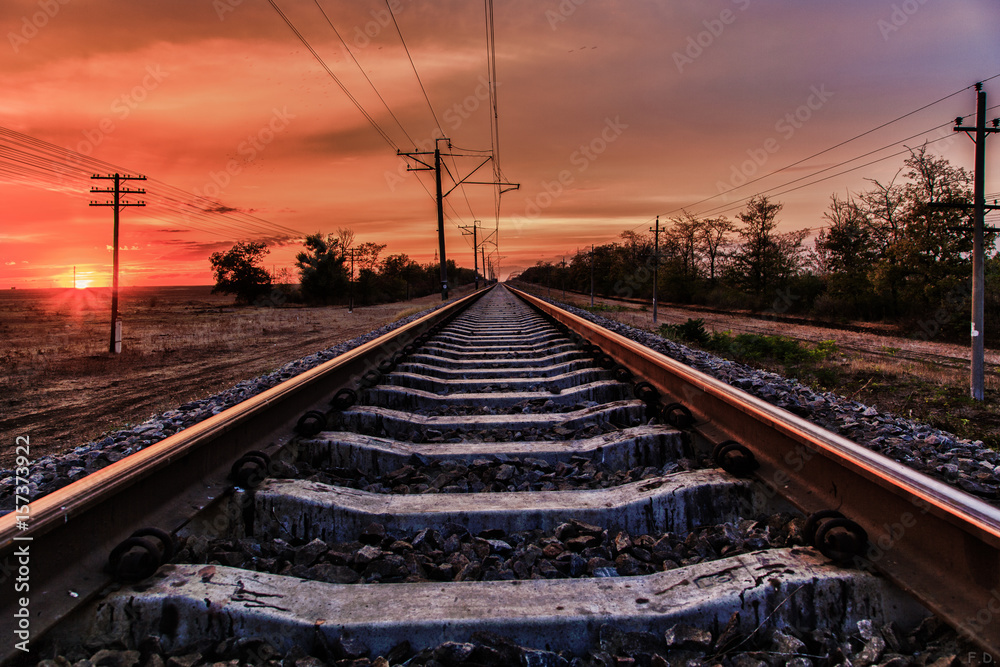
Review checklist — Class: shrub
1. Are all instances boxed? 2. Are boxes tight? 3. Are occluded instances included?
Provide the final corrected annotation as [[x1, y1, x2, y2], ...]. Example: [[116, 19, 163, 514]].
[[659, 318, 710, 345]]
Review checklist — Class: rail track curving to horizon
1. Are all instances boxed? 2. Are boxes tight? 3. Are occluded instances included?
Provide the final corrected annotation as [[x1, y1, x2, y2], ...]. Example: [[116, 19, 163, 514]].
[[2, 284, 999, 665]]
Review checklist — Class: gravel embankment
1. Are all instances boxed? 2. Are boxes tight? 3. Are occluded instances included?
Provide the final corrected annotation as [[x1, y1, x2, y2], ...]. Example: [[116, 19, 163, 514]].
[[541, 297, 1000, 504]]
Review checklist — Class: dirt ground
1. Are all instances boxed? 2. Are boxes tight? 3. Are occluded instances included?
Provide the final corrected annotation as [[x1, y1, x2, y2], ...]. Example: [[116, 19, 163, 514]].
[[0, 284, 474, 468], [513, 282, 1000, 449]]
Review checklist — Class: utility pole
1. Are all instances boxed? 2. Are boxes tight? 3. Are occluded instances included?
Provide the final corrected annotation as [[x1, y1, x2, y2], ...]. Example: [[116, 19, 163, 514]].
[[348, 249, 355, 313], [650, 216, 661, 324], [561, 256, 566, 300], [434, 140, 448, 299], [590, 245, 595, 307], [90, 172, 145, 354], [938, 84, 1000, 400], [460, 221, 481, 289], [398, 139, 518, 301]]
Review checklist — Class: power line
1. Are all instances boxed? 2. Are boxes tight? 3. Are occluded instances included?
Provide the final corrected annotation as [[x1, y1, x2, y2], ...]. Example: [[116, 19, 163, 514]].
[[696, 127, 960, 219], [382, 0, 482, 222], [266, 0, 400, 151], [311, 0, 417, 149], [654, 78, 997, 225], [266, 0, 479, 241], [0, 125, 303, 241], [384, 0, 444, 134]]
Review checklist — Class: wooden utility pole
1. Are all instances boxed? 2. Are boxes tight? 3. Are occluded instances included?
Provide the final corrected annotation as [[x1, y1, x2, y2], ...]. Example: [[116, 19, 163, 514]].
[[944, 84, 1000, 400], [90, 173, 145, 354], [561, 256, 566, 300], [348, 249, 355, 313], [650, 216, 661, 323], [433, 141, 449, 299], [590, 245, 595, 307]]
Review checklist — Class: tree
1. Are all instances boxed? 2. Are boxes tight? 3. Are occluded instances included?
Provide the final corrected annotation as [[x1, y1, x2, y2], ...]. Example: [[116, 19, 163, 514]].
[[336, 227, 356, 258], [700, 216, 736, 283], [209, 241, 272, 305], [815, 194, 879, 316], [888, 145, 975, 312], [355, 242, 387, 272], [296, 232, 347, 305], [728, 196, 806, 298], [381, 253, 423, 300], [816, 194, 876, 275], [665, 213, 704, 280]]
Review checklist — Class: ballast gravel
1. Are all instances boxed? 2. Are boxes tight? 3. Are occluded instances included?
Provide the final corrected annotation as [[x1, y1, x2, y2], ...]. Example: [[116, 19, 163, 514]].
[[32, 613, 968, 667], [174, 515, 804, 584], [281, 455, 707, 494], [537, 296, 1000, 504]]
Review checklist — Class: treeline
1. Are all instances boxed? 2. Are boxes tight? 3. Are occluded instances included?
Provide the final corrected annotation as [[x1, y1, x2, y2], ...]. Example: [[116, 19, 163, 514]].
[[515, 147, 1000, 340], [210, 227, 480, 307]]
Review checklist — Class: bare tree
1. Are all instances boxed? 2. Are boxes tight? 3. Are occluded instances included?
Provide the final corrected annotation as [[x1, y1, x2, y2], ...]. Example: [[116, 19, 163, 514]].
[[665, 212, 704, 279], [700, 216, 735, 283], [336, 227, 356, 259], [858, 170, 905, 250]]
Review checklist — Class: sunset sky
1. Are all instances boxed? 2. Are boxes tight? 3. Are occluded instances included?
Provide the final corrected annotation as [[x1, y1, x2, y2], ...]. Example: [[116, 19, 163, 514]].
[[1, 0, 998, 288]]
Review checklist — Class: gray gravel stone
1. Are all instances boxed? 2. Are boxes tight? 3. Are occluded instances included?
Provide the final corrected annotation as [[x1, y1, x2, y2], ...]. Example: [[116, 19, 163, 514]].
[[540, 296, 1000, 505]]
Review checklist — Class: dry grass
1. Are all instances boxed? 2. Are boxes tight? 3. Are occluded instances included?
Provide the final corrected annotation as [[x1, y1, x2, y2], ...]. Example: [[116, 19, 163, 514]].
[[0, 284, 474, 467], [392, 306, 426, 322]]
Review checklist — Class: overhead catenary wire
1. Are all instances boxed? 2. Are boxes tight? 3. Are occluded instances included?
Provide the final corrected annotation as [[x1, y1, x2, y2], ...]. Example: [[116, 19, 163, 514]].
[[484, 0, 503, 266], [311, 0, 418, 150], [694, 126, 962, 219], [385, 0, 480, 221], [383, 0, 444, 135], [267, 0, 480, 238], [266, 0, 400, 152]]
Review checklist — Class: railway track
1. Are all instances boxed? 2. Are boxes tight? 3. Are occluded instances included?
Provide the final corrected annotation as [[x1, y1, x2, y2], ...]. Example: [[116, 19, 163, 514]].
[[2, 285, 999, 665]]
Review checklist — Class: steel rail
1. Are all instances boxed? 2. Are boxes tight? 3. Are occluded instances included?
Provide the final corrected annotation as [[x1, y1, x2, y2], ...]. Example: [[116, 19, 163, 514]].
[[510, 286, 1000, 657], [0, 286, 490, 665]]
